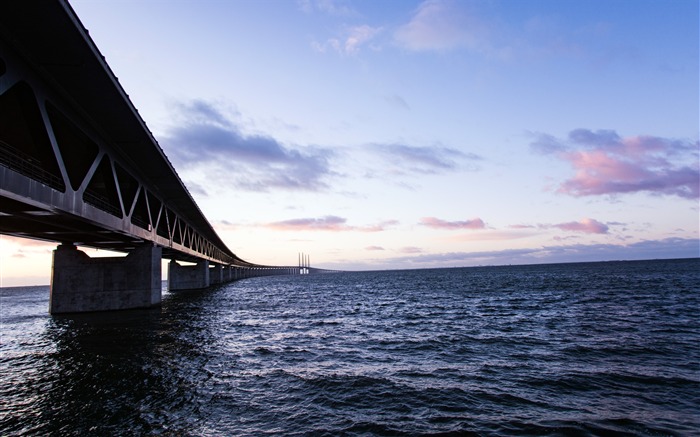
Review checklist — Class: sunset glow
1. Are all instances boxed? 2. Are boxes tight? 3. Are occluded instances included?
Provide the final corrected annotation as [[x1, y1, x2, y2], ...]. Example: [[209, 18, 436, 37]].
[[1, 0, 697, 286]]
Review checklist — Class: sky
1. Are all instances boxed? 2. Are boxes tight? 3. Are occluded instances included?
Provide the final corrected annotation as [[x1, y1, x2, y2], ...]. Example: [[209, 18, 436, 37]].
[[1, 0, 699, 286]]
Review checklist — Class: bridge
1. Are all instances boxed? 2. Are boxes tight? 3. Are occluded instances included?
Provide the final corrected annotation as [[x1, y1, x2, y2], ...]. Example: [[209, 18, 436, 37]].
[[0, 1, 319, 314]]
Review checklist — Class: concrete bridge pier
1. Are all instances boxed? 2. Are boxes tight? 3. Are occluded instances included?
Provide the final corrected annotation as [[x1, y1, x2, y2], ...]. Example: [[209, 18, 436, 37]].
[[210, 263, 223, 285], [168, 259, 210, 290], [49, 243, 162, 314]]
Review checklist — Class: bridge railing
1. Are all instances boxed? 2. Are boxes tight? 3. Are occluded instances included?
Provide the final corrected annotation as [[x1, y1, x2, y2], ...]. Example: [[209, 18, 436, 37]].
[[0, 140, 65, 192]]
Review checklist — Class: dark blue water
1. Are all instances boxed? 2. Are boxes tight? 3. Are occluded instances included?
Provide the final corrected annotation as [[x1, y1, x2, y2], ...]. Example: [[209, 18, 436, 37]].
[[1, 259, 699, 436]]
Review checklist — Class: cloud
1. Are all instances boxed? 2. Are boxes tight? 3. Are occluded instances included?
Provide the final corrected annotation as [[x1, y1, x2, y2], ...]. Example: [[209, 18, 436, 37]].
[[212, 220, 239, 232], [267, 216, 347, 231], [309, 0, 643, 64], [350, 238, 699, 270], [370, 143, 481, 175], [1, 235, 56, 249], [420, 217, 486, 230], [183, 180, 208, 197], [299, 0, 356, 16], [552, 218, 609, 234], [531, 129, 699, 199], [162, 100, 335, 192], [0, 235, 55, 279], [451, 219, 613, 241], [344, 25, 383, 54], [264, 216, 398, 232], [399, 246, 423, 254], [384, 94, 410, 110], [394, 0, 492, 53], [365, 246, 385, 251], [313, 24, 383, 55], [0, 235, 56, 258], [509, 224, 537, 229], [163, 99, 479, 194], [510, 218, 610, 235]]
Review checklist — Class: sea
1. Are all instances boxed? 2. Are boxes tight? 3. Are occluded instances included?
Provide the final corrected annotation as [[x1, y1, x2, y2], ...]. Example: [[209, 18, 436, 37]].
[[1, 258, 698, 436]]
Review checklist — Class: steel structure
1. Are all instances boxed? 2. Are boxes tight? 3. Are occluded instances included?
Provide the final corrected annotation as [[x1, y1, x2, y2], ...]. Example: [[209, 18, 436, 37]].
[[0, 0, 273, 269]]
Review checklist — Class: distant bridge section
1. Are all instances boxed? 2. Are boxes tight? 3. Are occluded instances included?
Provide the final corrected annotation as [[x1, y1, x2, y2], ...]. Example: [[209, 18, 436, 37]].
[[0, 1, 306, 313]]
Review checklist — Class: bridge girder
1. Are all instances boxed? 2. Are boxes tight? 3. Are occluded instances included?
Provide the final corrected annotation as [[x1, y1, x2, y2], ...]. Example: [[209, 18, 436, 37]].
[[0, 0, 261, 268]]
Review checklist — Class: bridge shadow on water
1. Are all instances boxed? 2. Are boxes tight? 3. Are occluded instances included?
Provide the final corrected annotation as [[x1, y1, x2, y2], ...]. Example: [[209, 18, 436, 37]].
[[27, 285, 232, 435]]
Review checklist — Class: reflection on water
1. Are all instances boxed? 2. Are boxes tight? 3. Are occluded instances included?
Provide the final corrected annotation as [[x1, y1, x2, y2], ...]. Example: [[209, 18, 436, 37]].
[[2, 287, 220, 435]]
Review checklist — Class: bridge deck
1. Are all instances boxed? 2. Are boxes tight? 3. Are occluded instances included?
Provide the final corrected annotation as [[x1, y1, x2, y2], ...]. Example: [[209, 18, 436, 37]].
[[0, 0, 266, 268]]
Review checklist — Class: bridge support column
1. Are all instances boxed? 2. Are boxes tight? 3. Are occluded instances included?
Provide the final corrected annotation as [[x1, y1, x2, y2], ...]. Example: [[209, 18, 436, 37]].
[[210, 263, 223, 285], [49, 243, 162, 314], [168, 259, 209, 290]]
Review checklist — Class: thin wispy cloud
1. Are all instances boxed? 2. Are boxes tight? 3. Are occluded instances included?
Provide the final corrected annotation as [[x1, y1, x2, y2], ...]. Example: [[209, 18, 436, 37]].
[[394, 0, 643, 64], [1, 235, 55, 248], [417, 216, 610, 235], [303, 0, 661, 65], [531, 129, 699, 199], [370, 238, 699, 269], [163, 100, 335, 192], [0, 235, 55, 259], [183, 180, 208, 197], [309, 0, 498, 57], [451, 230, 538, 242], [313, 24, 383, 55], [434, 217, 614, 242], [344, 25, 383, 54], [394, 0, 493, 53], [509, 224, 537, 230], [399, 246, 423, 254], [370, 143, 481, 175], [419, 217, 486, 230], [299, 0, 356, 17], [510, 218, 610, 235], [265, 216, 398, 232], [212, 220, 239, 232], [307, 0, 621, 62], [384, 94, 410, 110]]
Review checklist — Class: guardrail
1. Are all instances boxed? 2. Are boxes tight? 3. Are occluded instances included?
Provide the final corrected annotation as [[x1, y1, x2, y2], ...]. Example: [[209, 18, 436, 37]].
[[0, 140, 66, 192]]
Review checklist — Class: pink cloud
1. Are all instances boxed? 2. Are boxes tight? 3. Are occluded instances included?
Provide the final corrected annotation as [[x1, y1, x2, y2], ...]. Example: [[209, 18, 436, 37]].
[[265, 216, 396, 232], [344, 238, 699, 270], [362, 220, 400, 232], [420, 217, 486, 230], [365, 246, 385, 251], [266, 216, 348, 231], [553, 218, 609, 234], [532, 129, 699, 199]]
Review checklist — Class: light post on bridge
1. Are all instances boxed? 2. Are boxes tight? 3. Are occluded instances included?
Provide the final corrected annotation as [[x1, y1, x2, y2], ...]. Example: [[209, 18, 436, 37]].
[[298, 252, 310, 275]]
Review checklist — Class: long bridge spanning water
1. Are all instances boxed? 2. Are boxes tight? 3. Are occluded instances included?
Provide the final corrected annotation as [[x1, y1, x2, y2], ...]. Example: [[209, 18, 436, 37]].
[[0, 1, 321, 314]]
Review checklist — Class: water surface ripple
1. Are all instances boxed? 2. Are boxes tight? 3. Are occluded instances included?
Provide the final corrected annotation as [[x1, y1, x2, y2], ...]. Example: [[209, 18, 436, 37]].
[[1, 259, 698, 435]]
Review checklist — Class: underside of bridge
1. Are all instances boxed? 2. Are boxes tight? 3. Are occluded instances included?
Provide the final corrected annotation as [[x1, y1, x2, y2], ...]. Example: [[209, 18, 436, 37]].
[[0, 1, 308, 313]]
